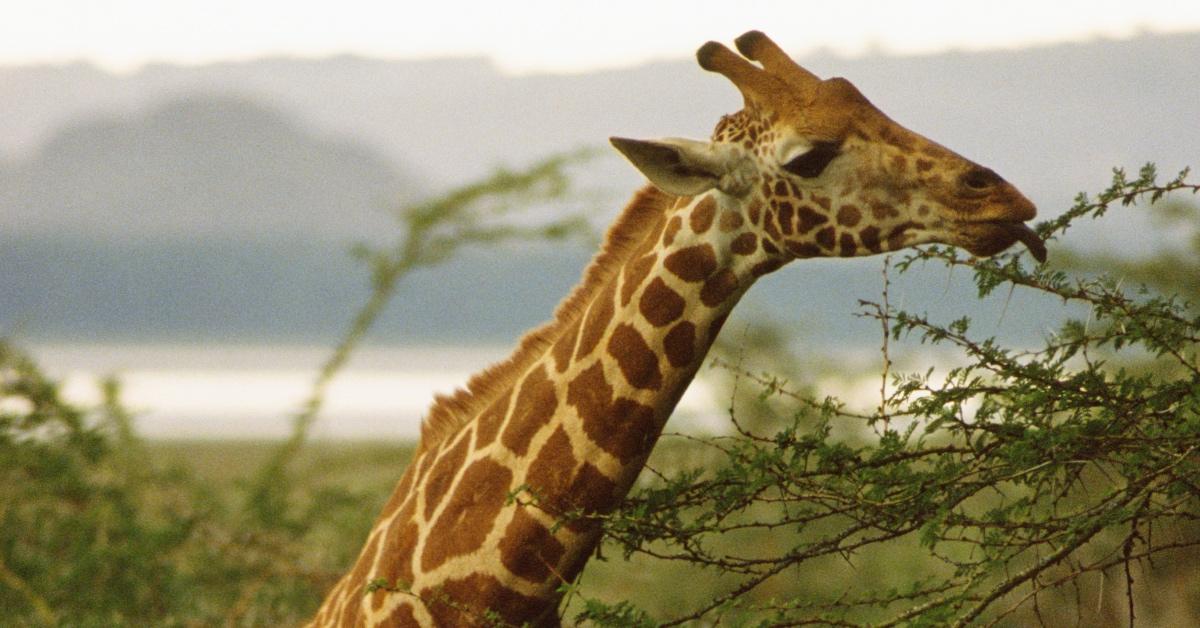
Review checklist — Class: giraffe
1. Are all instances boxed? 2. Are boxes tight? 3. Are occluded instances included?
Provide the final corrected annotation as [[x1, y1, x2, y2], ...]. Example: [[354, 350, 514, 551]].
[[309, 31, 1045, 627]]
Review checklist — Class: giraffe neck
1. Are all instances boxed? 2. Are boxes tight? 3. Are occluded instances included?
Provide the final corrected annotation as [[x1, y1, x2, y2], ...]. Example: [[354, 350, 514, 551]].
[[311, 187, 777, 627]]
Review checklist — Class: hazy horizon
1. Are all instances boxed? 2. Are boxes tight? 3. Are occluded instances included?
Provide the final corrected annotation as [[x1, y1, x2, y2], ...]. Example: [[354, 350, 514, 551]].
[[6, 2, 1198, 74], [2, 31, 1196, 438], [4, 31, 1195, 347]]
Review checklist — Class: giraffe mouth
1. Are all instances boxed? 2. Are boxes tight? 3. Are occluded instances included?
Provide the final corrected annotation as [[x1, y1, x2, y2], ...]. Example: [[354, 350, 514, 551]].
[[962, 221, 1047, 263]]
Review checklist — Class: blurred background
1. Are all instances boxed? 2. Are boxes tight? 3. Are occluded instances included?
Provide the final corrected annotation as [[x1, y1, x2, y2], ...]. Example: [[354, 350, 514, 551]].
[[2, 0, 1198, 440]]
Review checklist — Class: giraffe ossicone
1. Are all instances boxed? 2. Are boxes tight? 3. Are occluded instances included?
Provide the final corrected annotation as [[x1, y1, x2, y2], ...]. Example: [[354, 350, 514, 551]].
[[309, 31, 1044, 627]]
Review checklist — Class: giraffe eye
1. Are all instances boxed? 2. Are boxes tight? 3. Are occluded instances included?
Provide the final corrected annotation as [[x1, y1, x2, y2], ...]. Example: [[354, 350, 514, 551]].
[[782, 142, 840, 178]]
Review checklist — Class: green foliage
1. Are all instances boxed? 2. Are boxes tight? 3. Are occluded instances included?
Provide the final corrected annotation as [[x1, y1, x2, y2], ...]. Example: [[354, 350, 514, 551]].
[[0, 339, 423, 626], [1, 343, 192, 625], [0, 152, 592, 626], [571, 165, 1200, 625]]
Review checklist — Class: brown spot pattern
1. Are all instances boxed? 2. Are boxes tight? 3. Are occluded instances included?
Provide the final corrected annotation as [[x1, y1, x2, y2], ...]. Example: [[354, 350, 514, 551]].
[[690, 196, 716, 233], [887, 225, 910, 250], [747, 199, 762, 225], [607, 323, 662, 390], [378, 465, 416, 521], [338, 593, 360, 626], [500, 365, 558, 457], [836, 204, 861, 227], [620, 254, 656, 307], [645, 215, 668, 250], [420, 458, 513, 572], [422, 434, 470, 519], [567, 362, 611, 425], [552, 317, 581, 373], [630, 218, 661, 260], [816, 226, 837, 251], [786, 241, 822, 258], [378, 510, 418, 589], [870, 202, 897, 220], [751, 258, 786, 276], [880, 125, 916, 151], [533, 374, 626, 526], [701, 269, 739, 307], [413, 443, 438, 488], [708, 312, 729, 343], [422, 573, 544, 627], [662, 216, 682, 246], [860, 226, 882, 253], [762, 212, 782, 241], [385, 604, 417, 626], [474, 388, 512, 448], [730, 232, 757, 256], [579, 280, 618, 356], [664, 244, 717, 282], [525, 426, 577, 511], [572, 364, 659, 460], [796, 205, 828, 233], [664, 321, 696, 368], [567, 463, 619, 526], [500, 508, 565, 583], [719, 211, 744, 232], [776, 201, 795, 235], [639, 277, 685, 327], [604, 398, 659, 460], [840, 233, 858, 256]]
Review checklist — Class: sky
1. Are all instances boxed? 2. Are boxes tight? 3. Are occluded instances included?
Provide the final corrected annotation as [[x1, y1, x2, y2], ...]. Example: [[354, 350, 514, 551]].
[[4, 0, 1200, 74]]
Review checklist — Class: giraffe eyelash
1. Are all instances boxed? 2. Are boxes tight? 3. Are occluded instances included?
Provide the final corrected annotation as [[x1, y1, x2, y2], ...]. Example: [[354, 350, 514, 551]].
[[781, 141, 841, 178]]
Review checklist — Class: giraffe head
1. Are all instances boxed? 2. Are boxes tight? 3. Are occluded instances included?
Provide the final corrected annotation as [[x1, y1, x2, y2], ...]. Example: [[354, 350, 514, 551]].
[[612, 31, 1046, 263]]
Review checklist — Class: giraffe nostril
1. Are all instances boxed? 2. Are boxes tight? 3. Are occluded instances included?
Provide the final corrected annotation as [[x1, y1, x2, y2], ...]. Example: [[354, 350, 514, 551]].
[[961, 167, 1002, 193]]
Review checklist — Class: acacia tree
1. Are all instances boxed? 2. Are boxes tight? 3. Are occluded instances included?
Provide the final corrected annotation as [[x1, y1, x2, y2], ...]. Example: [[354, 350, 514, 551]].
[[566, 165, 1200, 626]]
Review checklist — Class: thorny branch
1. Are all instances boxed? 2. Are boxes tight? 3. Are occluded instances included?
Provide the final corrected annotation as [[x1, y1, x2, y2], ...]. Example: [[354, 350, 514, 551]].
[[569, 165, 1200, 626]]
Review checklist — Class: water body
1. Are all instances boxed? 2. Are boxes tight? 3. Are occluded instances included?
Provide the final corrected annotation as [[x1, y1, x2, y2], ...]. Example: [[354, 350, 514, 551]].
[[31, 342, 732, 440]]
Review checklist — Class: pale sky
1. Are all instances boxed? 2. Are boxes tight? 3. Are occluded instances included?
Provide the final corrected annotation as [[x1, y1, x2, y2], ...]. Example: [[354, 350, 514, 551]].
[[4, 0, 1200, 74]]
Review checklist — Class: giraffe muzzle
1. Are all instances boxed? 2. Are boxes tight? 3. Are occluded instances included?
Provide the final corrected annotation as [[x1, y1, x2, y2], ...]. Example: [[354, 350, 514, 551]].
[[966, 221, 1047, 263]]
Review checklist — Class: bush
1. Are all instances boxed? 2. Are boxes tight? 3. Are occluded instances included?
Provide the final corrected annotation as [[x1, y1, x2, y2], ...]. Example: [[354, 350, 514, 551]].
[[569, 165, 1200, 626], [0, 152, 592, 626]]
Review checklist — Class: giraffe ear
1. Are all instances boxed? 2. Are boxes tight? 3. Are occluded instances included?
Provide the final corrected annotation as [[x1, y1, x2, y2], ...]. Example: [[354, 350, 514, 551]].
[[610, 137, 733, 196]]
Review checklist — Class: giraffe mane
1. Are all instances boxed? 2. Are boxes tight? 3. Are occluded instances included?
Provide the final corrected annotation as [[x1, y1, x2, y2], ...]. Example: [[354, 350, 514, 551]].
[[415, 184, 676, 455]]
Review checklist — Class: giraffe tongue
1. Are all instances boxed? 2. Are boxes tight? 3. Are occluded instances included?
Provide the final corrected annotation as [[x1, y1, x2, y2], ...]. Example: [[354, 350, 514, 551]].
[[1003, 222, 1047, 263]]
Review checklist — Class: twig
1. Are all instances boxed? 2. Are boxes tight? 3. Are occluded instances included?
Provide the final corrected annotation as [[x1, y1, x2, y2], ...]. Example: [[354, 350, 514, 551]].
[[878, 254, 893, 434]]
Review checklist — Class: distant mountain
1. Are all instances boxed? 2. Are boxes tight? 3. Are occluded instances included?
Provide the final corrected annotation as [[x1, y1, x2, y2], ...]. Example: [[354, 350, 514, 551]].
[[2, 32, 1197, 201], [2, 33, 1197, 242], [0, 97, 418, 242], [0, 33, 1196, 346]]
